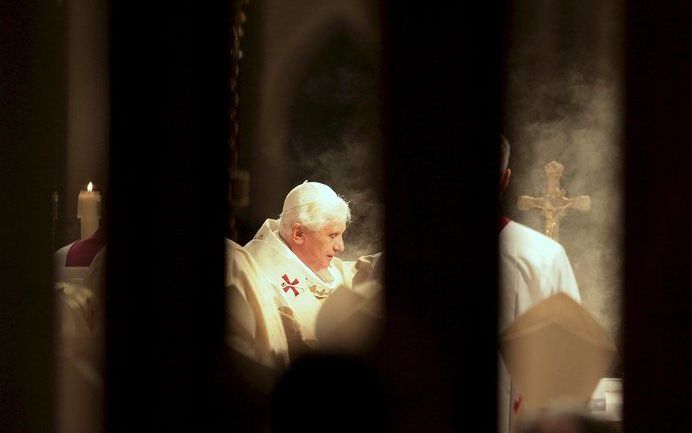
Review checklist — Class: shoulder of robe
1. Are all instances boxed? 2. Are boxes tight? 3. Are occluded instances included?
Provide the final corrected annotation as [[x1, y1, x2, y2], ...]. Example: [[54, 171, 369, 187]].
[[225, 238, 268, 288], [501, 221, 564, 258], [54, 242, 75, 267], [225, 238, 242, 249]]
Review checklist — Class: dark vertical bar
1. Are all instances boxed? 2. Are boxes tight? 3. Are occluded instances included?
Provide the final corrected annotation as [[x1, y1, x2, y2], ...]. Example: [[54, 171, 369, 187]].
[[0, 0, 64, 431], [382, 2, 504, 431], [107, 2, 229, 432], [624, 1, 692, 432]]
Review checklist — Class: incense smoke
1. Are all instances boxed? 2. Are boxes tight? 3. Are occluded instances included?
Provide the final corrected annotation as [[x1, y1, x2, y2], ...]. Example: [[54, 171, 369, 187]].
[[503, 66, 623, 353], [288, 32, 383, 262], [292, 134, 384, 262]]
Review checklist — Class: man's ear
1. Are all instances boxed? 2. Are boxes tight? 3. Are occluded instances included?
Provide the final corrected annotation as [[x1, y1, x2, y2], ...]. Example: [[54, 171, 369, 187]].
[[290, 223, 305, 244], [500, 168, 512, 198]]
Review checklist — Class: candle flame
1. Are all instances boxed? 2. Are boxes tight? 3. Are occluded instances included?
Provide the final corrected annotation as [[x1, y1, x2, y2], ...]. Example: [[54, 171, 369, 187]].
[[87, 182, 93, 192]]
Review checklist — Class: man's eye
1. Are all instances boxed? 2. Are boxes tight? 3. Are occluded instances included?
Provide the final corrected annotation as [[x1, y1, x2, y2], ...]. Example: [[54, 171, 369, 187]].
[[329, 234, 338, 239]]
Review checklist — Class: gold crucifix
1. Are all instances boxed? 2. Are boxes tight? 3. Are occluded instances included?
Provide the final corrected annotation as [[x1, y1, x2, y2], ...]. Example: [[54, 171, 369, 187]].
[[517, 161, 591, 241]]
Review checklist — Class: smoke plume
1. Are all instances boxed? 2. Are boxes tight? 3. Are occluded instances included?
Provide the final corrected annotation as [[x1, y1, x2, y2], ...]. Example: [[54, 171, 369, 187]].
[[291, 134, 384, 261], [287, 31, 383, 261], [504, 66, 623, 351]]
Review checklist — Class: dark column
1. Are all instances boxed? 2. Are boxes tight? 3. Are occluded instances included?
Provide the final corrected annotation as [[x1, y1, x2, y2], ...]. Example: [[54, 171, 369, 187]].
[[380, 2, 504, 431], [624, 1, 692, 431], [107, 2, 229, 432], [0, 0, 65, 432]]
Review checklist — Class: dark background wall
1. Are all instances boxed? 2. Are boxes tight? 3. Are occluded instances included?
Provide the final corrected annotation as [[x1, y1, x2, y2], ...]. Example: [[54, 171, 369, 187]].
[[623, 1, 692, 431], [0, 0, 64, 431]]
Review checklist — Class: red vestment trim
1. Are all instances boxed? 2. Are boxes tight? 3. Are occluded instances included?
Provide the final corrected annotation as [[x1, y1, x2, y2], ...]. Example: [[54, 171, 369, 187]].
[[65, 229, 106, 267], [499, 216, 511, 233]]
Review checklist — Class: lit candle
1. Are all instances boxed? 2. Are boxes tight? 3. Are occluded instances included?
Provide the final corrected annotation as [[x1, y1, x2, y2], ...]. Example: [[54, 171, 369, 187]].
[[77, 181, 101, 239]]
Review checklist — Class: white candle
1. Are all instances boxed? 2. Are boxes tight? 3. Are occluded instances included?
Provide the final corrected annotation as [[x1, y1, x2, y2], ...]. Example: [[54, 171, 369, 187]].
[[77, 181, 101, 239]]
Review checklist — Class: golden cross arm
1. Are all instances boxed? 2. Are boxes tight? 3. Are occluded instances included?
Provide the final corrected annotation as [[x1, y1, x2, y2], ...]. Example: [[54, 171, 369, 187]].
[[516, 161, 591, 241]]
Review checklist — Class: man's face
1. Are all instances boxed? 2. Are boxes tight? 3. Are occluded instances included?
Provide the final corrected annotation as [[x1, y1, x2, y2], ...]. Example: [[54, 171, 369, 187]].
[[295, 221, 347, 272]]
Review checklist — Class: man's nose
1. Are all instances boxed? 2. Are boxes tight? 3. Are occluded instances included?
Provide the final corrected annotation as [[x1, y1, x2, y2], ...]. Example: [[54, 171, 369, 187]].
[[334, 237, 345, 253]]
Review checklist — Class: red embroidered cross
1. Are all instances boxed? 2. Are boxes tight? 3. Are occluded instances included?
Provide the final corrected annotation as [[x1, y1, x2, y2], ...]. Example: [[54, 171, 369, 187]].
[[281, 274, 300, 296]]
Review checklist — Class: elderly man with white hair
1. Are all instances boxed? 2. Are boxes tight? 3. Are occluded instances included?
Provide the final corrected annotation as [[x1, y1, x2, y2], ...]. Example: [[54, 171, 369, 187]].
[[226, 181, 381, 370], [245, 180, 356, 337], [248, 181, 353, 297]]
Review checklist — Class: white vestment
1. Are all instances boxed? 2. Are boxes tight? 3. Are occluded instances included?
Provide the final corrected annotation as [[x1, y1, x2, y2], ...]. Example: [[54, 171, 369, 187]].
[[243, 219, 356, 343], [226, 239, 290, 369], [498, 220, 581, 433]]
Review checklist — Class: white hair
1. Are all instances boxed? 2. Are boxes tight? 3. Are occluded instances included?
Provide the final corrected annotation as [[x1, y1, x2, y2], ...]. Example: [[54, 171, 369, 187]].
[[278, 195, 351, 237]]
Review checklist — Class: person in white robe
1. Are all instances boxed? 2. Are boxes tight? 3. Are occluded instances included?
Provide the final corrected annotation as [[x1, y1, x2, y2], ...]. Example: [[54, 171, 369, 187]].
[[227, 181, 382, 367], [54, 228, 106, 285], [498, 135, 582, 433], [244, 181, 357, 342], [55, 246, 105, 433]]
